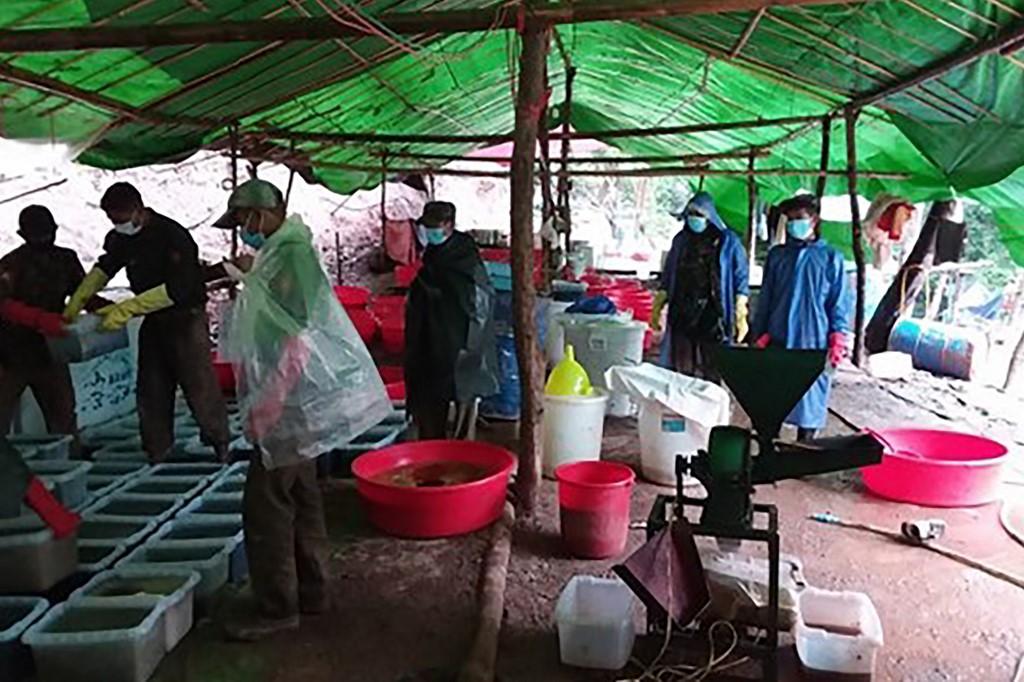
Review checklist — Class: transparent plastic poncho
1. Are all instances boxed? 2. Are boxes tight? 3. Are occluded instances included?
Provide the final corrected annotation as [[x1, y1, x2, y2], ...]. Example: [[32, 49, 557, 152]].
[[224, 216, 391, 469]]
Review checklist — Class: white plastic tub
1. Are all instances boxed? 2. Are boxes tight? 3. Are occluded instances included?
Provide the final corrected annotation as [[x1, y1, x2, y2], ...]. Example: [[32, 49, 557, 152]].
[[0, 526, 78, 594], [118, 540, 232, 599], [542, 392, 609, 477], [23, 600, 165, 682], [27, 460, 93, 508], [560, 319, 646, 417], [7, 434, 72, 461], [0, 597, 49, 681], [555, 576, 636, 670], [795, 587, 884, 677]]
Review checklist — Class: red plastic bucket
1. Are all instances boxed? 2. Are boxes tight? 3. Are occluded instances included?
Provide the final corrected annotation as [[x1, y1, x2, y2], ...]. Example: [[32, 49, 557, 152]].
[[334, 285, 371, 308], [862, 428, 1009, 507], [378, 365, 404, 383], [347, 308, 379, 345], [385, 381, 406, 401], [380, 320, 406, 355], [352, 440, 516, 538], [371, 295, 407, 322], [555, 461, 635, 559]]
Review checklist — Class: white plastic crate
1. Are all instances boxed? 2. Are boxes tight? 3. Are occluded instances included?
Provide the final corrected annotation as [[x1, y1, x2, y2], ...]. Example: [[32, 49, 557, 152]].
[[26, 460, 93, 509], [118, 540, 232, 599], [795, 587, 883, 677], [78, 518, 157, 547], [0, 596, 49, 681], [120, 476, 207, 499], [84, 494, 184, 525], [0, 526, 78, 594], [555, 576, 636, 670], [154, 517, 247, 584], [78, 542, 129, 574], [7, 434, 72, 461]]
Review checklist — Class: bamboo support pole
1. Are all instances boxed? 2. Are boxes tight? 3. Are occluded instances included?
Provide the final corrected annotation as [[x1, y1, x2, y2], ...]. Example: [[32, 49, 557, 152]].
[[746, 153, 757, 274], [229, 123, 239, 260], [730, 7, 766, 58], [371, 148, 770, 165], [816, 115, 831, 200], [379, 153, 388, 250], [510, 24, 550, 516], [845, 109, 866, 366], [558, 66, 576, 250]]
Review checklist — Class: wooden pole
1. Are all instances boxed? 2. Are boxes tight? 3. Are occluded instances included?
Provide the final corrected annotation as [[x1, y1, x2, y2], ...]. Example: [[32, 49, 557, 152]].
[[538, 63, 555, 292], [730, 7, 766, 58], [510, 24, 550, 516], [558, 66, 576, 251], [229, 123, 239, 260], [457, 502, 515, 682], [746, 152, 757, 274], [845, 108, 866, 366], [0, 0, 867, 52], [815, 115, 832, 201], [373, 148, 768, 165], [379, 152, 388, 250]]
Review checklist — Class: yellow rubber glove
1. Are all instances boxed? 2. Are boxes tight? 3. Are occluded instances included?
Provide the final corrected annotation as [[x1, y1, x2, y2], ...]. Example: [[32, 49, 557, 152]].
[[735, 294, 750, 343], [651, 290, 669, 332], [63, 268, 109, 321], [97, 285, 174, 331]]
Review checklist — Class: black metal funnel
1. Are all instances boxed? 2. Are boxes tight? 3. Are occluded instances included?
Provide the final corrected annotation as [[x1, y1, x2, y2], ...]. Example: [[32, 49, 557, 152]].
[[713, 346, 827, 440]]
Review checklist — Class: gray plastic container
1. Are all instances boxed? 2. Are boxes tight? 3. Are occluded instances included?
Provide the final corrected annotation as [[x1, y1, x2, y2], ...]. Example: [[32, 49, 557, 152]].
[[6, 434, 72, 461], [118, 541, 232, 599], [23, 600, 165, 682], [0, 597, 50, 681], [208, 477, 245, 495], [78, 542, 128, 574], [94, 442, 149, 462], [120, 476, 206, 499], [91, 461, 150, 479], [0, 526, 78, 594], [84, 494, 183, 525], [70, 568, 200, 652], [26, 460, 93, 508], [47, 314, 130, 364], [148, 463, 226, 479], [155, 517, 247, 583], [78, 518, 157, 547], [181, 492, 243, 518]]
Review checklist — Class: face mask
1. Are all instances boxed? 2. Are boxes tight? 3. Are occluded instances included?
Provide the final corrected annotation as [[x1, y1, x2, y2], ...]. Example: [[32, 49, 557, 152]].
[[240, 230, 266, 250], [424, 227, 448, 246], [787, 218, 815, 240], [114, 220, 142, 236], [686, 215, 708, 233]]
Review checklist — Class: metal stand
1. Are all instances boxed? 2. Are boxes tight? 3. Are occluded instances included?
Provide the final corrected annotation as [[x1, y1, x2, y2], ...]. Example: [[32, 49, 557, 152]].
[[646, 495, 781, 682]]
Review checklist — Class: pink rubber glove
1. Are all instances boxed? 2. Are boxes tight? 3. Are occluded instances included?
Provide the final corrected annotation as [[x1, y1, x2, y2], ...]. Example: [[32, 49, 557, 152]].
[[754, 333, 771, 349], [828, 332, 848, 367]]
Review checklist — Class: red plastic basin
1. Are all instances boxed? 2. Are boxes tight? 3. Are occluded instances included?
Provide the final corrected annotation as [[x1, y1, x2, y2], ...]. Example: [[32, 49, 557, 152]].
[[352, 441, 516, 538], [556, 461, 635, 559], [371, 295, 407, 322], [334, 285, 371, 308], [385, 381, 406, 401], [378, 365, 404, 383], [380, 320, 406, 355], [347, 308, 379, 345], [862, 428, 1009, 507]]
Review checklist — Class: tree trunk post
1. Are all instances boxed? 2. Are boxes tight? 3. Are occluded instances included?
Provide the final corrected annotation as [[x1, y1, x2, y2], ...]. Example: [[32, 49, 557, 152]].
[[510, 23, 550, 516], [229, 122, 239, 260], [845, 108, 866, 367], [746, 152, 757, 273], [379, 151, 388, 247], [816, 115, 831, 201], [538, 61, 555, 291], [558, 66, 576, 250]]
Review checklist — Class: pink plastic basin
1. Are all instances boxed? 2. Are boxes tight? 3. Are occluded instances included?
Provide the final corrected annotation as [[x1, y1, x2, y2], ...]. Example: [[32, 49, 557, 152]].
[[352, 441, 516, 538], [862, 428, 1009, 507]]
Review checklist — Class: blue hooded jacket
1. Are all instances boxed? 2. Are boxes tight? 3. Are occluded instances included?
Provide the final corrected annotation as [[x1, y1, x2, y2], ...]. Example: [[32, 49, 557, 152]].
[[659, 192, 750, 365]]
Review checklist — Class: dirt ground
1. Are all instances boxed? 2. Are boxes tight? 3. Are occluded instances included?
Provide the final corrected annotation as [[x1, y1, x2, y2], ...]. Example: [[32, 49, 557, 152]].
[[153, 367, 1024, 682]]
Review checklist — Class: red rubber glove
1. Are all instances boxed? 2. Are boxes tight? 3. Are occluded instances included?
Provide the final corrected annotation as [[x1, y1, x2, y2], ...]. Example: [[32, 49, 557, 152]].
[[0, 300, 67, 336], [23, 477, 80, 539], [754, 333, 772, 349], [35, 311, 68, 337], [828, 332, 848, 367]]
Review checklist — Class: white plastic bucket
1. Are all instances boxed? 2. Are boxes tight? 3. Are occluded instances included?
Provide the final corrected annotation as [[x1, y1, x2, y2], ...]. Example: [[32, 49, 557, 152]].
[[561, 319, 646, 418], [638, 399, 709, 486], [542, 392, 609, 478], [555, 576, 636, 670]]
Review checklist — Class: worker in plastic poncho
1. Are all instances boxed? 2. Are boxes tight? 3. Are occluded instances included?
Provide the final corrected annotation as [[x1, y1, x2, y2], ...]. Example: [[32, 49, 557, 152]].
[[750, 194, 852, 441], [64, 183, 231, 463], [0, 207, 99, 453], [405, 201, 499, 439], [214, 179, 391, 641], [652, 192, 750, 382]]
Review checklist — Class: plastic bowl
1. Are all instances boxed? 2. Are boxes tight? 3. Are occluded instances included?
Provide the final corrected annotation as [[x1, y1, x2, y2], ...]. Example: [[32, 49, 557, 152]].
[[352, 441, 516, 538], [862, 428, 1009, 507]]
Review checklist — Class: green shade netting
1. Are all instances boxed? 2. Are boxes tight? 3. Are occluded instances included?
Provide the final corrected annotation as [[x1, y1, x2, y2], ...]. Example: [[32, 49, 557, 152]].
[[1, 1, 1024, 262]]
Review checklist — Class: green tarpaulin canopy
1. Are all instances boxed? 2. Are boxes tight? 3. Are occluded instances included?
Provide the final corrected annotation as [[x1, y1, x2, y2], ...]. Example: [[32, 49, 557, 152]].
[[1, 1, 1023, 262]]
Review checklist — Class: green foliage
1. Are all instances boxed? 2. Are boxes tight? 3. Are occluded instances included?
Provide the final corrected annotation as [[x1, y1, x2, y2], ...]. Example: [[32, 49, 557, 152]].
[[963, 201, 1017, 290]]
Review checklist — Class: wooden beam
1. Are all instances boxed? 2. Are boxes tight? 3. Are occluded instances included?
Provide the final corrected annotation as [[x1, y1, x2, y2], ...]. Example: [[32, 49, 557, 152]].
[[746, 152, 757, 274], [845, 109, 866, 366], [373, 148, 771, 164], [848, 18, 1024, 110], [560, 166, 909, 179], [510, 24, 550, 516], [0, 0, 869, 52], [557, 64, 575, 249], [815, 115, 832, 199], [730, 7, 766, 58], [248, 113, 823, 147]]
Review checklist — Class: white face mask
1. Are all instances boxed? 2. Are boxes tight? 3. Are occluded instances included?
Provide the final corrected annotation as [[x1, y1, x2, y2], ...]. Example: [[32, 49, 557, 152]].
[[114, 220, 142, 236]]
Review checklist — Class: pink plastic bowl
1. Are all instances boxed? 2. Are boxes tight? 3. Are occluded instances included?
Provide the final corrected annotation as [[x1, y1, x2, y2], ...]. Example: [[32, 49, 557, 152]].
[[352, 441, 516, 538], [862, 428, 1009, 507]]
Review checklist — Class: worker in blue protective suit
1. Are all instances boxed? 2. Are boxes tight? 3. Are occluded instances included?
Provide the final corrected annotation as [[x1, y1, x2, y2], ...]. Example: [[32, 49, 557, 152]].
[[652, 192, 750, 382], [750, 194, 852, 441]]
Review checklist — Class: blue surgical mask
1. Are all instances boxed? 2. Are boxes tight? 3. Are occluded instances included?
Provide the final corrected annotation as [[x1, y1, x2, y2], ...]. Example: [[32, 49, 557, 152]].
[[686, 215, 708, 233], [240, 230, 266, 250], [424, 227, 448, 246], [787, 218, 814, 240], [414, 222, 429, 247]]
